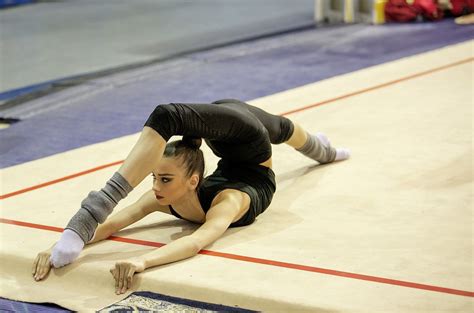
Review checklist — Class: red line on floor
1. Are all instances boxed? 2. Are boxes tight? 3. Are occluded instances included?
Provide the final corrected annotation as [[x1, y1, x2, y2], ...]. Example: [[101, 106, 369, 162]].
[[2, 59, 473, 297], [279, 57, 473, 116], [200, 250, 474, 298], [1, 58, 471, 201], [1, 217, 473, 298], [0, 160, 124, 200], [0, 218, 63, 233]]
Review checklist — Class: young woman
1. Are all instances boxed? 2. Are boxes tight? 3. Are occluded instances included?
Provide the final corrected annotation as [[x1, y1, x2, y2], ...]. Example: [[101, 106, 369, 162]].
[[32, 99, 349, 294]]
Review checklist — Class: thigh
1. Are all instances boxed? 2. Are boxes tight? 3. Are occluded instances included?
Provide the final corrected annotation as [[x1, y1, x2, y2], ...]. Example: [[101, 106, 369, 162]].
[[212, 99, 294, 144]]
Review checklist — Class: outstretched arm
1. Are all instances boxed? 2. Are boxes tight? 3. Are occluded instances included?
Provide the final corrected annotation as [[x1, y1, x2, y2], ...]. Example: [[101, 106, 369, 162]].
[[33, 189, 167, 281], [89, 189, 168, 243], [110, 189, 247, 294]]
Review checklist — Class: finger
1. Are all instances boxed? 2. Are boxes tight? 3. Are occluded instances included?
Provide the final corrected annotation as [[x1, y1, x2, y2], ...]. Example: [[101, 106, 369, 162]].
[[32, 256, 39, 275], [34, 255, 46, 280], [112, 266, 119, 291], [117, 264, 125, 294], [109, 268, 118, 293], [122, 267, 130, 293], [38, 255, 50, 279], [125, 267, 135, 292], [114, 265, 120, 294], [33, 265, 39, 280], [122, 269, 128, 293], [39, 261, 51, 280], [38, 267, 45, 280]]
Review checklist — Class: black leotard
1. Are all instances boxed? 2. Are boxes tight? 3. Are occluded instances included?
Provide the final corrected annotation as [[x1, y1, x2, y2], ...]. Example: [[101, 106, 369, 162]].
[[144, 99, 294, 226]]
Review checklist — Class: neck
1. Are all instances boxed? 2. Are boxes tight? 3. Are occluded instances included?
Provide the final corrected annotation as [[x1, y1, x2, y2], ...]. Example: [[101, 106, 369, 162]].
[[171, 189, 200, 211]]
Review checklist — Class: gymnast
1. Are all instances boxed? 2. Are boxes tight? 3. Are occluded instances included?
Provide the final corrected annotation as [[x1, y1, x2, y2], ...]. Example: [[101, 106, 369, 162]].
[[32, 99, 350, 294]]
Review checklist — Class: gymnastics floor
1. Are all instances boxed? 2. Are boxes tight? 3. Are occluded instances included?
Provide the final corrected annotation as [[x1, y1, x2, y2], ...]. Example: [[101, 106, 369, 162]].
[[0, 39, 472, 312]]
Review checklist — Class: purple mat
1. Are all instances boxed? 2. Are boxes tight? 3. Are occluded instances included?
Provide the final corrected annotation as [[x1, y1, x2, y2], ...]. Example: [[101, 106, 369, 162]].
[[1, 20, 472, 169]]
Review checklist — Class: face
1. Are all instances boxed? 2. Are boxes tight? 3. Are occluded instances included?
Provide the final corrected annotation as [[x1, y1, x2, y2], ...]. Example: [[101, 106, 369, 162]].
[[152, 157, 199, 205]]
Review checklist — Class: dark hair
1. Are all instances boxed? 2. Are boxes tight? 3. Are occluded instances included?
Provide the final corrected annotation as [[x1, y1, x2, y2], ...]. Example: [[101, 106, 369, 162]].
[[163, 136, 205, 187]]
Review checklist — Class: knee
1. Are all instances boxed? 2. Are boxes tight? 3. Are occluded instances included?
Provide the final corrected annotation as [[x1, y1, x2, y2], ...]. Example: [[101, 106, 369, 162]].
[[271, 117, 294, 144], [212, 99, 244, 105], [144, 104, 176, 141]]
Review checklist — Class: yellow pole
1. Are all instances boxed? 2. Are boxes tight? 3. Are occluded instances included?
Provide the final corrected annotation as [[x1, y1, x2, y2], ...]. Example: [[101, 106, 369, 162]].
[[344, 0, 354, 23], [373, 0, 388, 24]]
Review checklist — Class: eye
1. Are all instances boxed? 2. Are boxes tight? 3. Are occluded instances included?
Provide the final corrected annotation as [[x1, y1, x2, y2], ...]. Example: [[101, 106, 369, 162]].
[[151, 174, 156, 181], [161, 177, 171, 183]]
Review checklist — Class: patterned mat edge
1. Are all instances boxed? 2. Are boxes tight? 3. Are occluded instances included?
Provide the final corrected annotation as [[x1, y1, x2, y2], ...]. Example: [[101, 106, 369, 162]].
[[98, 291, 259, 312]]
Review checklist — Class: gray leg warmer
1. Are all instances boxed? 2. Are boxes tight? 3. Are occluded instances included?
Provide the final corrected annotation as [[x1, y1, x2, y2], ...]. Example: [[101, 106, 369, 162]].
[[296, 133, 336, 164], [66, 172, 133, 243]]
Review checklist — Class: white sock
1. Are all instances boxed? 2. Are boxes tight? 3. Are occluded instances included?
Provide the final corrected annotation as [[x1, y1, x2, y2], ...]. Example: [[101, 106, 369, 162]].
[[315, 132, 330, 147], [335, 148, 351, 161], [316, 132, 350, 162]]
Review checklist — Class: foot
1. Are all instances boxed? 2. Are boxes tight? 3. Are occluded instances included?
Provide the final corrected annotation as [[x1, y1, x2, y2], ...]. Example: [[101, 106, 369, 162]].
[[315, 132, 330, 147], [335, 148, 351, 161], [316, 132, 350, 162]]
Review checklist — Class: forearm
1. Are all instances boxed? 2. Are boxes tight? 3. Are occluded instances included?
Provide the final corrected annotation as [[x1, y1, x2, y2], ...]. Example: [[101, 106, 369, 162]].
[[65, 128, 165, 244], [87, 222, 116, 244], [118, 127, 166, 187], [140, 236, 201, 270]]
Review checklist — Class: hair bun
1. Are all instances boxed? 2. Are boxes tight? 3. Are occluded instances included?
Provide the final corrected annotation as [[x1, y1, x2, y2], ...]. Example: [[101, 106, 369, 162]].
[[182, 136, 202, 149]]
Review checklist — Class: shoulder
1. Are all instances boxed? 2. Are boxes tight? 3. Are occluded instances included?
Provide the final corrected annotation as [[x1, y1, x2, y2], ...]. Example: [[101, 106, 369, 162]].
[[211, 189, 250, 209], [204, 189, 250, 226]]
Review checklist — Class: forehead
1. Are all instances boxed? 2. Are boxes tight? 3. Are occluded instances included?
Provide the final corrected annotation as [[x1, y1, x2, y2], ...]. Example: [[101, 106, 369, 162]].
[[154, 156, 184, 174]]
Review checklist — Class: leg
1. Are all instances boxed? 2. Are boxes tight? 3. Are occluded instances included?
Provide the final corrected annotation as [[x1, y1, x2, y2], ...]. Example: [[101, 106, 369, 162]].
[[212, 99, 349, 163], [284, 122, 307, 149], [52, 126, 167, 268], [286, 122, 350, 163], [234, 99, 349, 163], [212, 99, 294, 144]]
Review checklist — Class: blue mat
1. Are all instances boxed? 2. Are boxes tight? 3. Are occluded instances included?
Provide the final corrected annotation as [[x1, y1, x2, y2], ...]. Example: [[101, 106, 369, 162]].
[[0, 20, 472, 169], [0, 297, 71, 313]]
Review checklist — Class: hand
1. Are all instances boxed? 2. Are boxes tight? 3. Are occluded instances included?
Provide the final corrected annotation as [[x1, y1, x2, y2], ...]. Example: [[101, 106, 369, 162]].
[[32, 249, 53, 281], [110, 259, 145, 295], [50, 229, 85, 268]]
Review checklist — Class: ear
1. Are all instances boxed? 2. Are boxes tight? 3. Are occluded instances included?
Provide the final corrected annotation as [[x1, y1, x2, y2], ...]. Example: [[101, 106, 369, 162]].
[[188, 174, 199, 190]]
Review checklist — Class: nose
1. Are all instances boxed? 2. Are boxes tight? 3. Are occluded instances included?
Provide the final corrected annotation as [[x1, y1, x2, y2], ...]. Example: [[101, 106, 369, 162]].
[[152, 180, 160, 192]]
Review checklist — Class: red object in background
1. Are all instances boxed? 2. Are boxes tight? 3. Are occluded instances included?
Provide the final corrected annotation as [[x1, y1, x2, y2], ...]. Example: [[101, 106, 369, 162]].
[[417, 0, 443, 19], [385, 0, 420, 22], [385, 0, 443, 22], [450, 0, 474, 16], [385, 0, 474, 22]]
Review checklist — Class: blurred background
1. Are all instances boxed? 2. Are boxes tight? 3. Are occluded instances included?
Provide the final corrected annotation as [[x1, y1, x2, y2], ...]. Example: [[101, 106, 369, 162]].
[[1, 0, 316, 100], [0, 0, 472, 167]]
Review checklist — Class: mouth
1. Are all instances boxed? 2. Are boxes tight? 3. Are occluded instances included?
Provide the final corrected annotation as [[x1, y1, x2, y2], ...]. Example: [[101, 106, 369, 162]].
[[155, 195, 164, 200]]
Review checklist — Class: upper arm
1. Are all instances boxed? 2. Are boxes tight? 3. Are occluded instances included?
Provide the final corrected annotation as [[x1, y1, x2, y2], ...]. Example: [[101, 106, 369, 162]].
[[189, 190, 248, 250]]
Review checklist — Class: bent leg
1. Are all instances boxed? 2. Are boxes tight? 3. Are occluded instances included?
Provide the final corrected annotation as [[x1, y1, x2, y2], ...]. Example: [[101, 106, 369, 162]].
[[212, 99, 349, 164], [284, 122, 307, 149], [118, 127, 167, 187], [286, 122, 350, 163], [212, 99, 294, 144], [66, 127, 166, 244]]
